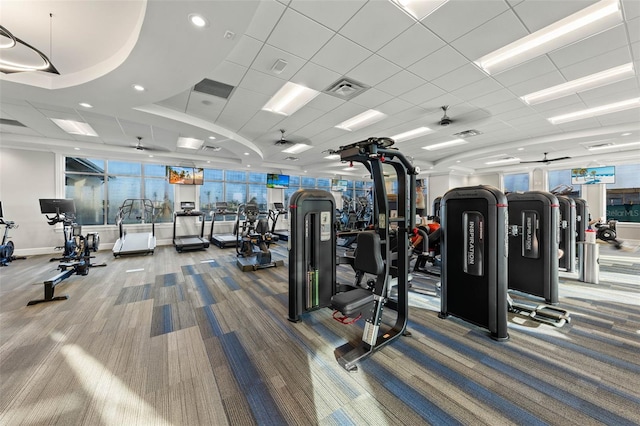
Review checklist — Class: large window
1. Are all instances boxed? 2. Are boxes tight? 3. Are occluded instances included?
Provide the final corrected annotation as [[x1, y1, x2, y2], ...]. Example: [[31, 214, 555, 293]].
[[65, 157, 175, 225], [606, 164, 640, 223], [199, 169, 268, 219], [504, 173, 529, 193]]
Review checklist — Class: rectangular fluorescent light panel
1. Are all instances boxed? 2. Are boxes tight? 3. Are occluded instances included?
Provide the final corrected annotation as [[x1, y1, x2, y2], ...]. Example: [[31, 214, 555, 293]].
[[522, 63, 635, 105], [485, 157, 521, 165], [177, 137, 204, 149], [50, 118, 98, 136], [475, 0, 622, 74], [262, 82, 319, 116], [587, 141, 640, 151], [282, 143, 312, 154], [422, 138, 467, 151], [391, 126, 433, 142], [548, 97, 640, 124], [390, 0, 449, 21], [335, 109, 386, 131]]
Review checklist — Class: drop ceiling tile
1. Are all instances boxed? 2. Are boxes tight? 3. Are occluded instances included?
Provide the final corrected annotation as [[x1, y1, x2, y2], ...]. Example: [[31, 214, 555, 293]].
[[250, 44, 307, 80], [156, 90, 191, 113], [628, 17, 640, 44], [527, 94, 583, 113], [490, 98, 532, 115], [310, 34, 372, 75], [509, 70, 566, 96], [408, 46, 470, 81], [266, 8, 335, 60], [288, 0, 367, 31], [239, 111, 287, 136], [290, 61, 342, 92], [398, 82, 445, 106], [558, 46, 633, 80], [579, 80, 640, 105], [421, 0, 509, 43], [432, 63, 487, 92], [268, 106, 327, 134], [492, 56, 558, 87], [348, 88, 394, 109], [338, 1, 413, 52], [239, 69, 286, 96], [245, 0, 286, 42], [377, 70, 426, 97], [348, 54, 402, 87], [377, 23, 444, 68], [207, 61, 248, 87], [468, 88, 515, 109], [185, 92, 226, 122], [548, 25, 628, 69], [632, 41, 640, 61], [451, 10, 529, 60], [226, 35, 264, 68], [305, 93, 345, 113], [376, 97, 414, 116], [597, 108, 640, 126], [452, 78, 505, 101]]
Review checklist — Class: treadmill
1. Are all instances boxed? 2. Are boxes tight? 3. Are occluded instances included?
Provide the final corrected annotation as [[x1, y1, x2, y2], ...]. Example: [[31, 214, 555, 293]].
[[209, 202, 238, 248], [269, 202, 289, 241], [173, 202, 210, 252], [113, 199, 156, 257]]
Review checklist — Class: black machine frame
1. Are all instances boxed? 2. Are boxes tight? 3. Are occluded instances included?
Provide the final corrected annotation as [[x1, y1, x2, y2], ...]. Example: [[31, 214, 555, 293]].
[[209, 202, 238, 249], [173, 201, 209, 252], [557, 195, 576, 272]]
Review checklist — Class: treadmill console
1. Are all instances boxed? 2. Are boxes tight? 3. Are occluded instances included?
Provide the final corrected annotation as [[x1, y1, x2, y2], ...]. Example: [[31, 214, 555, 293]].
[[273, 202, 286, 212], [181, 201, 196, 213]]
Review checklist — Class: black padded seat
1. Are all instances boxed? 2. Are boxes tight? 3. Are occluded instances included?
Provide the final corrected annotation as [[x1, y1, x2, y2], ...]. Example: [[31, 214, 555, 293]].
[[332, 232, 383, 316]]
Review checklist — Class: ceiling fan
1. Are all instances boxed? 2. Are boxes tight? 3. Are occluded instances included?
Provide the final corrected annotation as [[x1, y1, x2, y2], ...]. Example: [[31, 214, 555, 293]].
[[131, 136, 167, 152], [520, 152, 571, 164], [432, 105, 491, 129], [274, 129, 310, 147]]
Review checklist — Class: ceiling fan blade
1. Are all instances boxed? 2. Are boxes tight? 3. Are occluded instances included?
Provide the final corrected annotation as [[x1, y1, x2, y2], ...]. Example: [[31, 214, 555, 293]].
[[547, 156, 571, 161]]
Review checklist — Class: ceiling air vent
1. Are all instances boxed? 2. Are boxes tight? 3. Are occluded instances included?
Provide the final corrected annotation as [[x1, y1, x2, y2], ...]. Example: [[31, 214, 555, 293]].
[[0, 118, 27, 127], [202, 145, 222, 152], [284, 156, 299, 161], [193, 78, 235, 99], [453, 129, 482, 138], [323, 77, 369, 100]]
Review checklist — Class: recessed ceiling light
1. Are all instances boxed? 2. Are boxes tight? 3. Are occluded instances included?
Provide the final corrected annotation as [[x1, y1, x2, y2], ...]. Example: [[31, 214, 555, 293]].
[[389, 0, 449, 21], [521, 63, 635, 105], [79, 102, 92, 108], [177, 137, 204, 149], [621, 132, 632, 136], [244, 152, 250, 156], [208, 136, 216, 140], [207, 160, 211, 163], [246, 165, 251, 168], [262, 82, 319, 116], [335, 109, 387, 131], [51, 118, 98, 136], [517, 147, 525, 151], [74, 147, 80, 150], [132, 84, 145, 92], [485, 157, 521, 165], [475, 0, 622, 74], [188, 14, 208, 28], [282, 143, 312, 154], [391, 127, 433, 142], [587, 141, 640, 151], [149, 154, 154, 158], [548, 97, 640, 124], [422, 138, 467, 151]]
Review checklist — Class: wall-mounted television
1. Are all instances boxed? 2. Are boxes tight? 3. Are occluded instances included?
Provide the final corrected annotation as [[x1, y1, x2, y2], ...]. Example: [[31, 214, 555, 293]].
[[331, 179, 348, 192], [167, 166, 204, 185], [571, 166, 615, 185], [267, 173, 289, 189]]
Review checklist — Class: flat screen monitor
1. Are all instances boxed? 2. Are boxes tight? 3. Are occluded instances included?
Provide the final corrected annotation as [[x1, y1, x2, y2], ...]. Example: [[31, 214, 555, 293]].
[[167, 166, 204, 185], [331, 179, 348, 192], [571, 166, 615, 185], [267, 173, 289, 189], [39, 198, 76, 215]]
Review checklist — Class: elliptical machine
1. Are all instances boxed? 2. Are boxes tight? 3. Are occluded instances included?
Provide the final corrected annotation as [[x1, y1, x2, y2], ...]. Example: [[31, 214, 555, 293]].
[[235, 203, 283, 271], [0, 202, 24, 266]]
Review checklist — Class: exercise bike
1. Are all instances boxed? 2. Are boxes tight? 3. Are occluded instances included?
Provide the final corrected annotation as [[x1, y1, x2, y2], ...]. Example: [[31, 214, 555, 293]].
[[0, 217, 19, 266], [593, 219, 623, 249], [235, 203, 283, 271]]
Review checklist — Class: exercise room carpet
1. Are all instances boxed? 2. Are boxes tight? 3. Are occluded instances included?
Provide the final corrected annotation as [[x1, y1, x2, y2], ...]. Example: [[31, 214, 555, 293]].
[[0, 242, 638, 425]]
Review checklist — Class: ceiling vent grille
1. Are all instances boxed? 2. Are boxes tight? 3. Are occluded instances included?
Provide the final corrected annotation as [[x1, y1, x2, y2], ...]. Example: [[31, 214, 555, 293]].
[[284, 156, 299, 161], [453, 129, 482, 138], [323, 77, 369, 100], [202, 145, 222, 152], [193, 78, 235, 99], [0, 118, 27, 127]]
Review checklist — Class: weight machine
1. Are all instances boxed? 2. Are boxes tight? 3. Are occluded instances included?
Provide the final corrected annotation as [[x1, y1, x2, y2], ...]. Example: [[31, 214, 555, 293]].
[[235, 203, 283, 271]]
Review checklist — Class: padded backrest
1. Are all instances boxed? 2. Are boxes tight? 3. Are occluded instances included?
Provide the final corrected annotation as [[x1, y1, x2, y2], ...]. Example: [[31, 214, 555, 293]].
[[256, 218, 269, 235], [354, 231, 384, 275]]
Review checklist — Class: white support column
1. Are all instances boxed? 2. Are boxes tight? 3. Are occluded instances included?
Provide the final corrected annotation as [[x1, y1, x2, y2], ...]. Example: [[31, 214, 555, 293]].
[[582, 184, 606, 222]]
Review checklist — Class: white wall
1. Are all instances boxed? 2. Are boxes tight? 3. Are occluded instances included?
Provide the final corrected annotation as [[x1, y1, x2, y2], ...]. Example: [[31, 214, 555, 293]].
[[0, 148, 59, 254], [468, 173, 500, 188]]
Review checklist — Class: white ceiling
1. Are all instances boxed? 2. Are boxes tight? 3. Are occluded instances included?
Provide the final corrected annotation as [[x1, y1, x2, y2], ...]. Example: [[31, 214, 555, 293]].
[[1, 0, 639, 179]]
